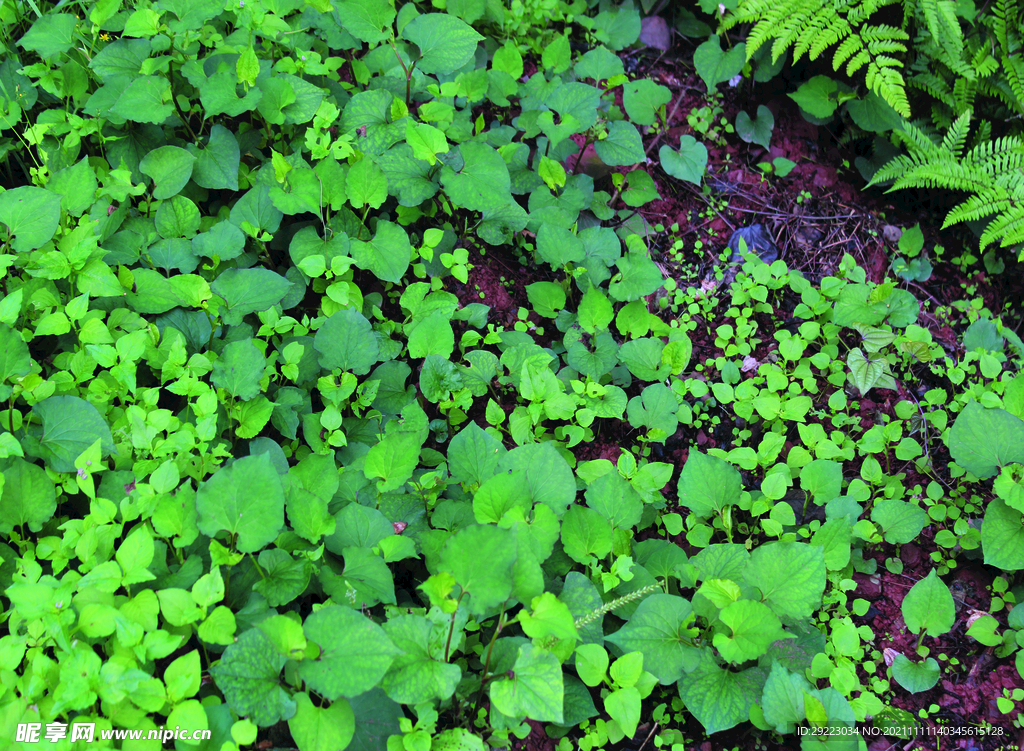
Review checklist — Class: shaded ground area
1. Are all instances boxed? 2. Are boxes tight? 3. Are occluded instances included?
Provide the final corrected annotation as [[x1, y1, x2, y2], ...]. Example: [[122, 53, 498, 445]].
[[492, 40, 1024, 751]]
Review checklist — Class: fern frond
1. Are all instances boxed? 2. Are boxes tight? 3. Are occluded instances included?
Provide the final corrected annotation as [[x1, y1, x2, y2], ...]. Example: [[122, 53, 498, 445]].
[[979, 210, 1024, 249], [919, 0, 964, 60], [994, 0, 1024, 111], [940, 110, 972, 157], [726, 0, 911, 116], [908, 72, 953, 106]]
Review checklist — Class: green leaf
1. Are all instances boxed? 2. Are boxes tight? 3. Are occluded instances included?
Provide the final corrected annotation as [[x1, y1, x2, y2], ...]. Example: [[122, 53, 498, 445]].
[[594, 121, 645, 166], [288, 693, 355, 751], [365, 429, 421, 493], [760, 662, 811, 734], [693, 37, 746, 91], [210, 629, 295, 727], [606, 594, 700, 684], [0, 458, 56, 534], [19, 14, 78, 59], [744, 542, 826, 621], [982, 499, 1024, 570], [0, 323, 31, 383], [948, 401, 1024, 479], [735, 105, 774, 150], [192, 124, 240, 191], [677, 654, 763, 735], [489, 644, 564, 723], [890, 654, 940, 693], [139, 145, 196, 199], [336, 0, 398, 44], [33, 395, 115, 473], [230, 185, 284, 238], [212, 339, 265, 401], [578, 283, 613, 334], [575, 45, 624, 82], [619, 338, 667, 381], [351, 221, 412, 284], [575, 644, 609, 687], [799, 459, 842, 504], [623, 79, 672, 126], [439, 524, 516, 614], [713, 600, 792, 663], [448, 421, 505, 486], [586, 472, 642, 530], [401, 13, 483, 74], [407, 311, 454, 358], [846, 92, 903, 132], [604, 686, 641, 737], [347, 157, 388, 211], [314, 308, 380, 375], [348, 689, 403, 751], [211, 268, 292, 327], [901, 569, 954, 637], [380, 615, 461, 704], [677, 450, 741, 519], [536, 222, 585, 269], [405, 121, 448, 165], [112, 75, 176, 123], [298, 605, 401, 700], [195, 454, 285, 553], [327, 505, 393, 552], [846, 348, 887, 395], [440, 142, 512, 212], [0, 186, 62, 252], [620, 169, 661, 208], [164, 649, 201, 704], [498, 442, 576, 518], [659, 136, 707, 185], [155, 196, 200, 238], [48, 158, 98, 217], [627, 383, 678, 441], [789, 76, 841, 118], [870, 500, 927, 544]]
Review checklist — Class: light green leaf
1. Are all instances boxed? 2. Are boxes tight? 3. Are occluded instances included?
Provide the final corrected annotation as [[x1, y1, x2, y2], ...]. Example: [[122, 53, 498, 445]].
[[489, 644, 564, 723], [195, 454, 285, 553], [33, 395, 115, 474], [314, 307, 380, 375], [713, 600, 792, 664], [948, 401, 1024, 479], [288, 693, 355, 751], [0, 186, 62, 252], [901, 569, 954, 637], [605, 594, 700, 684], [677, 450, 741, 519], [439, 524, 516, 614], [298, 604, 401, 700], [594, 121, 645, 166], [402, 13, 484, 75], [743, 542, 826, 621], [890, 654, 940, 694], [139, 145, 196, 199], [693, 37, 746, 91], [210, 629, 295, 726], [659, 136, 707, 185]]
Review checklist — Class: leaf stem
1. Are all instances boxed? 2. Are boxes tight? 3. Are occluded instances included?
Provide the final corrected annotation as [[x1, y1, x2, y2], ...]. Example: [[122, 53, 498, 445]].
[[444, 591, 466, 662], [476, 601, 507, 701]]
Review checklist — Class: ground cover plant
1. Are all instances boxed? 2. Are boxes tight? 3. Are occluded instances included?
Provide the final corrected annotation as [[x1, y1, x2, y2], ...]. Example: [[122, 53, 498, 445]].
[[2, 1, 1024, 751]]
